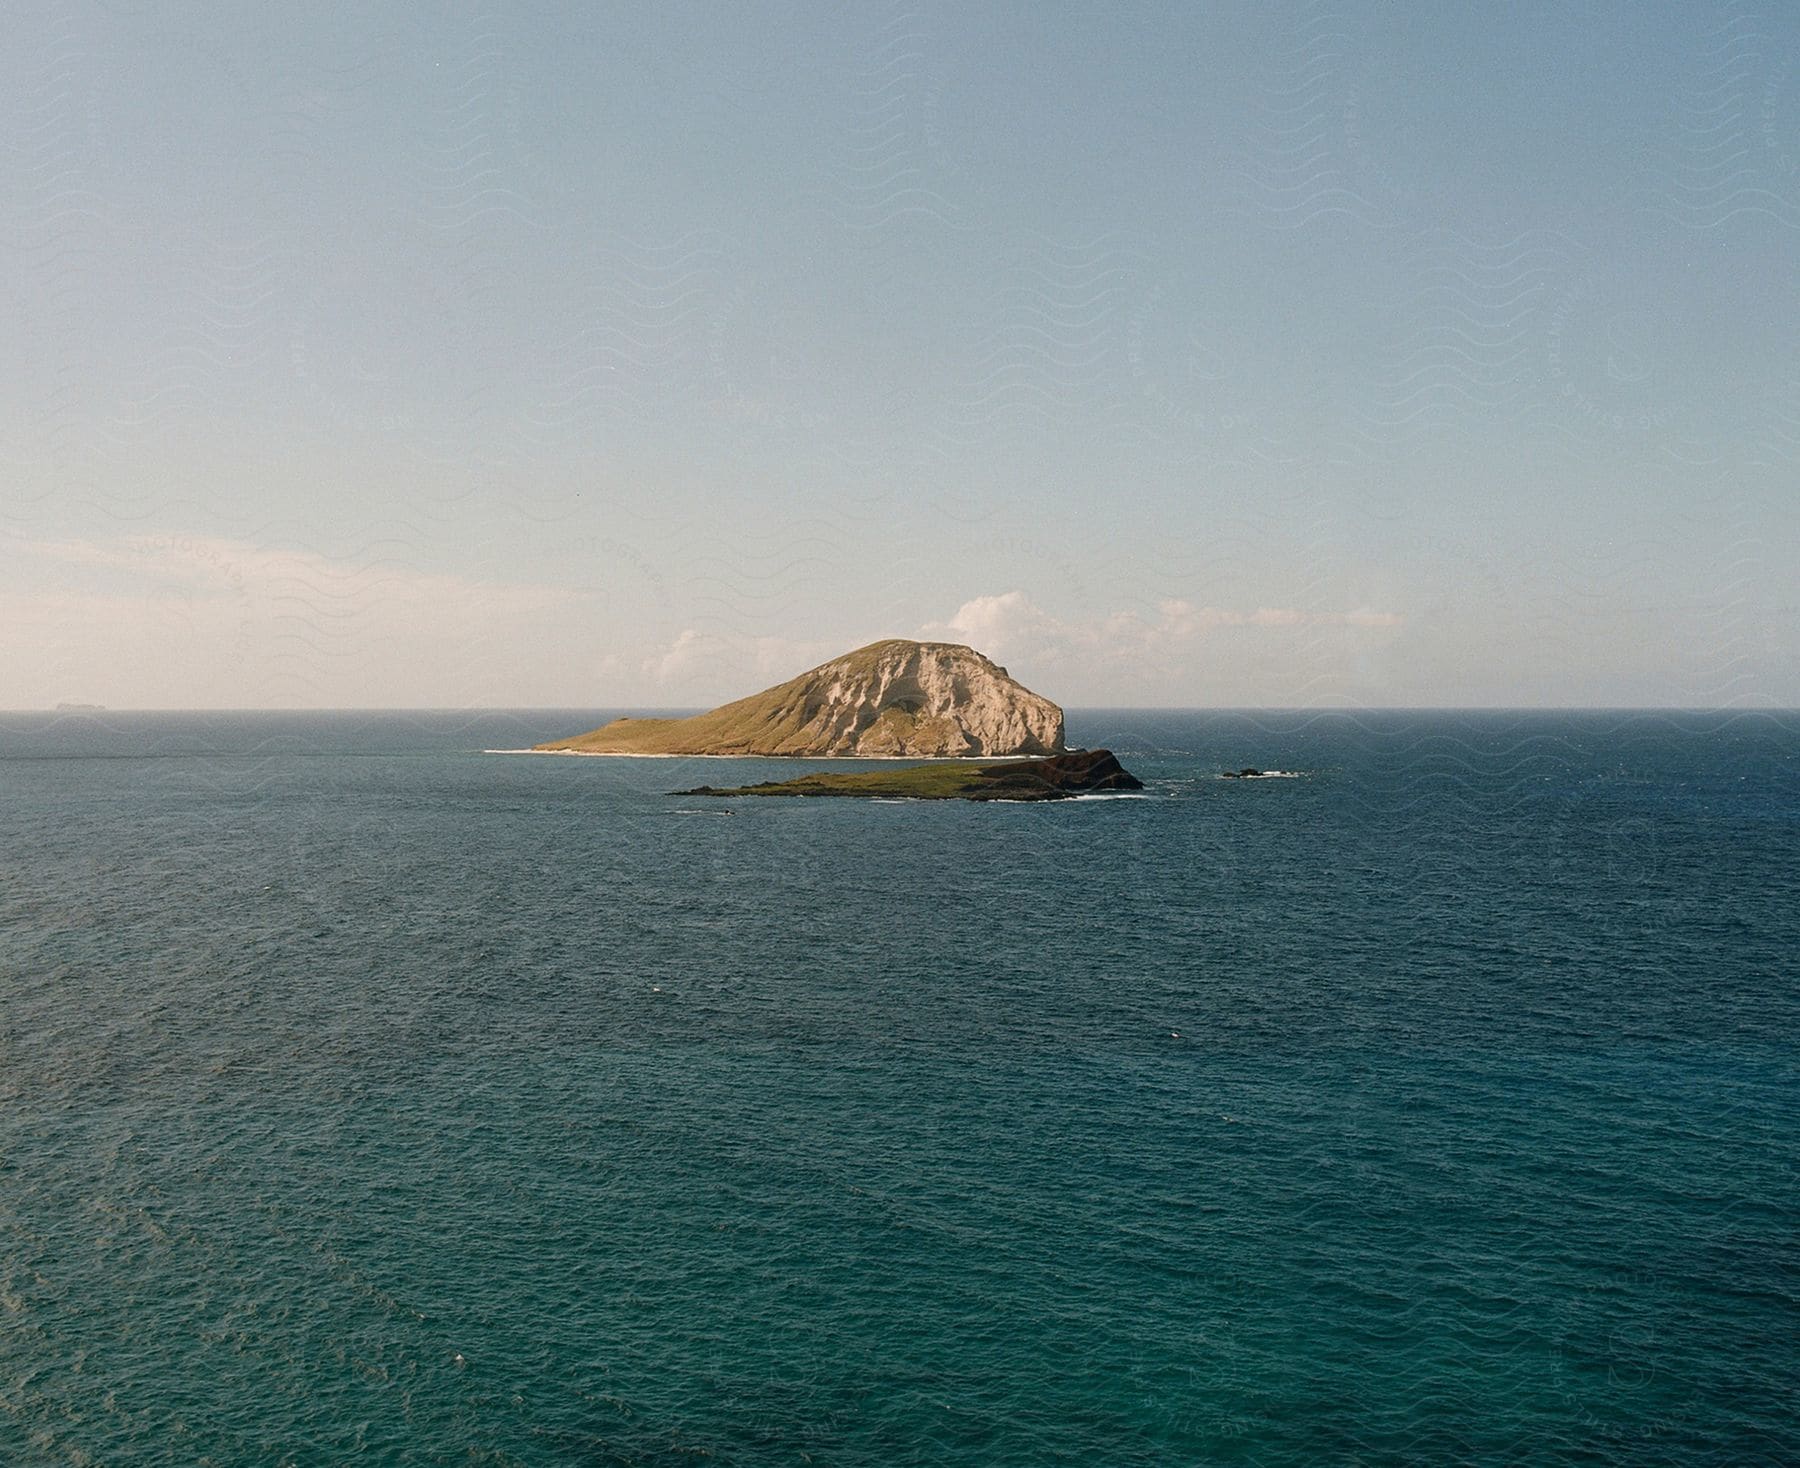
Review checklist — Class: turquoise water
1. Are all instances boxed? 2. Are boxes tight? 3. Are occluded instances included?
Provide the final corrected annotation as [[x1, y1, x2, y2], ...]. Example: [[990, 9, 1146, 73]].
[[2, 710, 1795, 1465]]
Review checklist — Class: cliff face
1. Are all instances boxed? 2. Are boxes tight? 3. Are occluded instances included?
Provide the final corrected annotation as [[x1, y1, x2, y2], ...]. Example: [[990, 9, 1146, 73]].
[[537, 639, 1066, 757]]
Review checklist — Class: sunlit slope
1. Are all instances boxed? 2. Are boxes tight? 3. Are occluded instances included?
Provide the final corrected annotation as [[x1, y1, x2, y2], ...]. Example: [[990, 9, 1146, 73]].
[[536, 639, 1066, 757]]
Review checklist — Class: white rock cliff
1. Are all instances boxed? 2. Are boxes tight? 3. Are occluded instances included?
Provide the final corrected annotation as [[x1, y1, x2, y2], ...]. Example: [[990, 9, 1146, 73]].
[[536, 640, 1067, 757], [769, 640, 1065, 757]]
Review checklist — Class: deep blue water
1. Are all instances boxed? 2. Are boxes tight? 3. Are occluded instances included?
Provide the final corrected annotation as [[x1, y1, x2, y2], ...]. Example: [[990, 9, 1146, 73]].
[[2, 709, 1796, 1465]]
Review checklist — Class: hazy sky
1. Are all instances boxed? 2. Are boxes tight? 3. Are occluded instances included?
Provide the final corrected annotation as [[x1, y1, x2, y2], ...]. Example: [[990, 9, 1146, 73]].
[[4, 2, 1797, 708]]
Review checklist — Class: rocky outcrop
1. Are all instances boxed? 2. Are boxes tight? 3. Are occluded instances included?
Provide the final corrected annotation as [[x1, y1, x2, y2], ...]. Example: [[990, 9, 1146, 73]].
[[964, 749, 1142, 799], [678, 748, 1144, 801], [536, 640, 1066, 757]]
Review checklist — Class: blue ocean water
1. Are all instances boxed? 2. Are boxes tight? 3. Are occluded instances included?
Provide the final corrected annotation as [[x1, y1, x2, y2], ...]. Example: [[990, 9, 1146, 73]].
[[2, 709, 1795, 1465]]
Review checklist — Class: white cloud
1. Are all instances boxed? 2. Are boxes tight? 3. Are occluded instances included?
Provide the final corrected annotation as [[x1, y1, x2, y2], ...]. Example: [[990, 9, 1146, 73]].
[[2, 531, 1412, 709], [6, 531, 576, 619], [917, 590, 1063, 660], [917, 591, 1405, 701], [1337, 607, 1405, 628], [645, 627, 712, 683], [922, 591, 1401, 658], [1, 531, 594, 707], [1249, 606, 1307, 627], [639, 628, 847, 696]]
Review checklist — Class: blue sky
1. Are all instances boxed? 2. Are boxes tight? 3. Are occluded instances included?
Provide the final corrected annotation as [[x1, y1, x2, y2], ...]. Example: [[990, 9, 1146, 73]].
[[4, 2, 1796, 708]]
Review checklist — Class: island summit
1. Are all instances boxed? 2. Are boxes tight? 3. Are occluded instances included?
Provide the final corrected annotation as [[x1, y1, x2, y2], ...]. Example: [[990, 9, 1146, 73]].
[[537, 639, 1066, 758]]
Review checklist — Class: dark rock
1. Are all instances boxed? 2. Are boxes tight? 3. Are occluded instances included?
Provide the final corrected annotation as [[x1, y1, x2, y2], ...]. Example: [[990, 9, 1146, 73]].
[[673, 747, 1145, 802], [966, 748, 1146, 801]]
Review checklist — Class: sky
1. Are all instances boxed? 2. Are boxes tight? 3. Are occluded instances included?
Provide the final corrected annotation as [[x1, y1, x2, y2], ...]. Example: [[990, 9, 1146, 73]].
[[3, 1, 1797, 709]]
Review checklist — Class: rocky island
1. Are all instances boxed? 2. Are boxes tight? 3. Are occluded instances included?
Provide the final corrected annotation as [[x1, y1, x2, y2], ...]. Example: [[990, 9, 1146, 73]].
[[536, 639, 1066, 758], [679, 749, 1143, 802]]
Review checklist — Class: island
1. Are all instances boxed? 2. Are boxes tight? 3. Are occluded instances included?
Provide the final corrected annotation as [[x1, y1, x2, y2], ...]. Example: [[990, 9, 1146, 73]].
[[535, 639, 1065, 758], [678, 749, 1143, 802]]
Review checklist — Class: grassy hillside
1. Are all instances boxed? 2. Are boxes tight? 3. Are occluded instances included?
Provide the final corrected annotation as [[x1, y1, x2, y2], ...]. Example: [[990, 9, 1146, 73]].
[[534, 638, 1062, 757], [538, 676, 824, 755]]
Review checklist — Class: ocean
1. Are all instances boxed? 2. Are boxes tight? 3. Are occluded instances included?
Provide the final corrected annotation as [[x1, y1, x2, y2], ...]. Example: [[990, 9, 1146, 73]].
[[2, 709, 1795, 1465]]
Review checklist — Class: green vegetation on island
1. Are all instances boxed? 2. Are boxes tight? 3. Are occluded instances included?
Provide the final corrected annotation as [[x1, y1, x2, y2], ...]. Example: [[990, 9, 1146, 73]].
[[678, 749, 1144, 802]]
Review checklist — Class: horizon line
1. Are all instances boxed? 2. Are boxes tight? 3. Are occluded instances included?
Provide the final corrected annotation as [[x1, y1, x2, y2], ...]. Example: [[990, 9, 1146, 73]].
[[9, 705, 1798, 716]]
